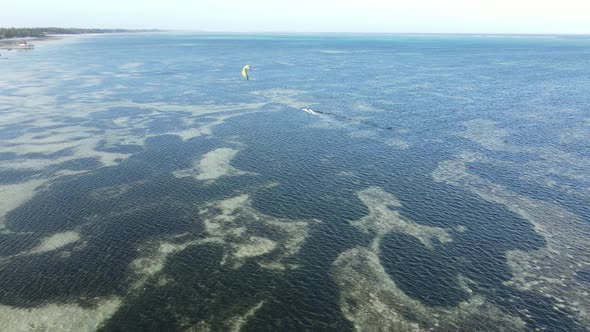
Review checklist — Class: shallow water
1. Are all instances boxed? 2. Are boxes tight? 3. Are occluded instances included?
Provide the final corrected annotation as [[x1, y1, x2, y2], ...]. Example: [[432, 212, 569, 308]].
[[0, 33, 589, 331]]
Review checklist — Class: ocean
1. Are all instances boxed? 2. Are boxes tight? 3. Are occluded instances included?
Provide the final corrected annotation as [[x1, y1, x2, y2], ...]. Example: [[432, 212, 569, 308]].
[[0, 32, 589, 331]]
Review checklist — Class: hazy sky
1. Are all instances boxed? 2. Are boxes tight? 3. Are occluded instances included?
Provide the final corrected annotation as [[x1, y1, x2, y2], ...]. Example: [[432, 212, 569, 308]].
[[2, 0, 590, 34]]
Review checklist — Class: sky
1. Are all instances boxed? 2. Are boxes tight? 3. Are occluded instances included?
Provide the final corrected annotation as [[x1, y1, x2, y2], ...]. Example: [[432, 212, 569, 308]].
[[2, 0, 590, 34]]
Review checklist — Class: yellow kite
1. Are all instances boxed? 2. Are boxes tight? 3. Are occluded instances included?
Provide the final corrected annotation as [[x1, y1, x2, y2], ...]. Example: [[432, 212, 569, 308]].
[[241, 64, 250, 80]]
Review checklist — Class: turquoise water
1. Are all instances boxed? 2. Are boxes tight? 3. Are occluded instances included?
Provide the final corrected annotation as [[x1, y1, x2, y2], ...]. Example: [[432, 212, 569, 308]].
[[0, 33, 589, 331]]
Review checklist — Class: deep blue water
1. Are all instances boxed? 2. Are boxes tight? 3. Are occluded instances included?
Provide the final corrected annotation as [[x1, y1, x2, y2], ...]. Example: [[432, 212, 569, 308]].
[[0, 33, 589, 331]]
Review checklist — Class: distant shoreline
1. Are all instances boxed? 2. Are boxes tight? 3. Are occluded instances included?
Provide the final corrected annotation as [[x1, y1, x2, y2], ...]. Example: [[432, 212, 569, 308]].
[[0, 35, 64, 48], [0, 28, 160, 40]]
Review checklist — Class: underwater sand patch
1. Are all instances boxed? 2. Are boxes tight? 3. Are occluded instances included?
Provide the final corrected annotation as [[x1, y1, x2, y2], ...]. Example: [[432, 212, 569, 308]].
[[199, 193, 312, 269], [127, 191, 312, 294], [354, 187, 452, 250], [333, 248, 525, 331], [385, 138, 411, 150], [173, 148, 253, 183], [28, 231, 81, 255], [433, 152, 590, 328], [458, 119, 590, 200], [0, 123, 132, 171], [331, 186, 524, 331], [0, 79, 312, 181], [458, 119, 515, 152], [251, 89, 310, 109], [170, 113, 246, 141], [129, 237, 224, 290], [234, 237, 276, 259], [227, 301, 265, 332], [0, 179, 47, 232], [0, 297, 121, 332]]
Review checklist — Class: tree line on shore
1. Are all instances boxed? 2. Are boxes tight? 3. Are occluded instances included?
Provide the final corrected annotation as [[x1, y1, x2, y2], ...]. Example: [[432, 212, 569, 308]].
[[0, 27, 159, 39]]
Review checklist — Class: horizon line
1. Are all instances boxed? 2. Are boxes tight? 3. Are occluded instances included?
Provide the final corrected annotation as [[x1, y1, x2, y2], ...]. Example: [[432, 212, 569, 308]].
[[168, 30, 590, 36], [2, 27, 590, 36]]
